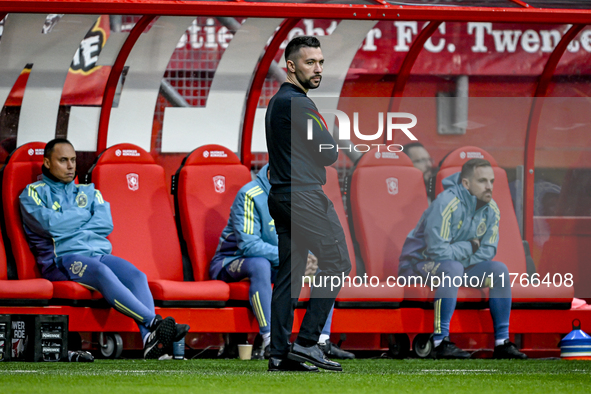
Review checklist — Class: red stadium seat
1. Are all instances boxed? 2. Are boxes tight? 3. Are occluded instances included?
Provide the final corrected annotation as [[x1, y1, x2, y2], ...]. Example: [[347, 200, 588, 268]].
[[349, 149, 486, 304], [1, 142, 99, 303], [435, 146, 573, 307], [88, 143, 229, 306], [347, 149, 420, 305], [323, 166, 356, 278], [325, 166, 402, 306], [174, 145, 252, 301], [0, 221, 52, 305], [351, 149, 427, 278]]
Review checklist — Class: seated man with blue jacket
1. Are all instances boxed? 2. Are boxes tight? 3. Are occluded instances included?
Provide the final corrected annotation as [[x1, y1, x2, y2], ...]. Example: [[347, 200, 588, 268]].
[[399, 158, 527, 360], [210, 164, 353, 360], [19, 138, 188, 359]]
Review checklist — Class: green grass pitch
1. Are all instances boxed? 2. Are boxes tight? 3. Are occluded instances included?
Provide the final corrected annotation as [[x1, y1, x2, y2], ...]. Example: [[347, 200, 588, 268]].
[[1, 359, 590, 393]]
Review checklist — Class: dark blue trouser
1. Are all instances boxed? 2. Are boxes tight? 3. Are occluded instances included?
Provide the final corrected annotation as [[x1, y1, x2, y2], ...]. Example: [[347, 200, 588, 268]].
[[219, 257, 333, 336], [51, 254, 156, 338], [400, 260, 511, 341], [268, 190, 351, 358]]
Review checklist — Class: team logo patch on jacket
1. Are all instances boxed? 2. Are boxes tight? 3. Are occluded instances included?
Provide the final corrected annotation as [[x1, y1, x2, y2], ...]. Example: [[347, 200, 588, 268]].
[[476, 219, 487, 237], [386, 177, 398, 195], [76, 192, 88, 208], [126, 173, 139, 191], [213, 175, 225, 193]]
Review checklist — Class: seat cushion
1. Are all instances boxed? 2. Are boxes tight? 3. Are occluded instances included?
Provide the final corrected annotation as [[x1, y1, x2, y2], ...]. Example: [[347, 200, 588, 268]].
[[148, 279, 230, 301], [52, 281, 103, 300], [0, 278, 53, 299], [511, 283, 574, 305], [402, 283, 572, 308], [336, 283, 404, 307], [402, 286, 487, 302], [228, 281, 251, 301]]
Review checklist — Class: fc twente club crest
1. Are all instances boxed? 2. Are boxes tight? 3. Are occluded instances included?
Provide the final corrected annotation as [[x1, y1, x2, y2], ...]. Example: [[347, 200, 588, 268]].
[[126, 173, 139, 191], [213, 175, 225, 193], [386, 177, 398, 195]]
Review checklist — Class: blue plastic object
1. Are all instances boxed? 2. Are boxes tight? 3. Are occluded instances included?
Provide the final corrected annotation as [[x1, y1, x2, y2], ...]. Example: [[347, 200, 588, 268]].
[[559, 319, 591, 359]]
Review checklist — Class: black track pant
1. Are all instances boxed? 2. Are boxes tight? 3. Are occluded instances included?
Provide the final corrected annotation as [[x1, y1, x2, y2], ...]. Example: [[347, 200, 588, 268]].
[[268, 189, 351, 358]]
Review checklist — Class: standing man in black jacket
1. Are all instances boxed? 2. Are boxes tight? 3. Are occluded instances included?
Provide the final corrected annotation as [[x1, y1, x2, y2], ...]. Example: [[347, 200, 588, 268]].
[[265, 36, 352, 372]]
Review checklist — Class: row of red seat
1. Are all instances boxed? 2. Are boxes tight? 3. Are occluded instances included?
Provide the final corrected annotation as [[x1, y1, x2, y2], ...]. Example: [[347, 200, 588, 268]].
[[350, 146, 573, 307], [0, 141, 577, 336]]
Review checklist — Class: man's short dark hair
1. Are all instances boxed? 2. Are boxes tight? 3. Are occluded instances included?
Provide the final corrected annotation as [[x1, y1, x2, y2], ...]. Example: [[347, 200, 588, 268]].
[[284, 36, 321, 62], [402, 142, 425, 156], [44, 138, 74, 159], [460, 158, 492, 181]]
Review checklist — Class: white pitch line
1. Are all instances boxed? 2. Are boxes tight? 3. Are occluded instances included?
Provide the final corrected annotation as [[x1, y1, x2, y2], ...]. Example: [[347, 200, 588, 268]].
[[421, 369, 498, 372], [4, 371, 39, 373]]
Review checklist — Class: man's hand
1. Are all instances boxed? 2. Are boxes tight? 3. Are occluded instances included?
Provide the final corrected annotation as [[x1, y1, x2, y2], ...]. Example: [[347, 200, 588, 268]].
[[470, 238, 480, 253], [305, 253, 318, 277]]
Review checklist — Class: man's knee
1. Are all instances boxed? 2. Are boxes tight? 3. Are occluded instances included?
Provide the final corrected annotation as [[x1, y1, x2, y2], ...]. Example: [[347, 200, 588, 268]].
[[80, 260, 110, 280], [246, 258, 272, 281], [128, 268, 148, 284], [488, 261, 509, 276], [438, 260, 464, 278], [487, 261, 510, 292]]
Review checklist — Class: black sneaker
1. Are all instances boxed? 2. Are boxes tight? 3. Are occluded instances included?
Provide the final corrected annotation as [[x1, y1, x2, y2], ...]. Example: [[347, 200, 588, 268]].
[[163, 323, 191, 356], [252, 344, 270, 360], [68, 350, 94, 362], [174, 324, 190, 342], [150, 315, 163, 328], [493, 340, 528, 359], [144, 316, 177, 359], [319, 341, 355, 360], [434, 337, 471, 359], [251, 334, 270, 360]]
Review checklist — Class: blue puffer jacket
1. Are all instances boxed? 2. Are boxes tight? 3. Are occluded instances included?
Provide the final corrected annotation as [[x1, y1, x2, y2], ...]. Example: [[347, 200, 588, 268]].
[[399, 172, 500, 270], [19, 174, 113, 277], [209, 164, 278, 279]]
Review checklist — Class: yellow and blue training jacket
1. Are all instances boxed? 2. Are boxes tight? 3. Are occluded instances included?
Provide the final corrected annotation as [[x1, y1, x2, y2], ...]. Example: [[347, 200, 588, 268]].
[[19, 173, 113, 277], [209, 164, 278, 279], [399, 172, 500, 270]]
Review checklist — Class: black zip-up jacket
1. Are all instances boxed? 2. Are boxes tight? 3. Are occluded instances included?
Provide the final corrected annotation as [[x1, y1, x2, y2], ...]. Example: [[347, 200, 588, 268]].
[[265, 83, 338, 193]]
